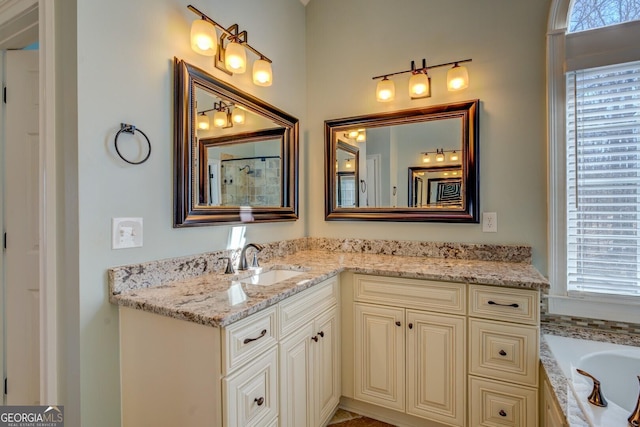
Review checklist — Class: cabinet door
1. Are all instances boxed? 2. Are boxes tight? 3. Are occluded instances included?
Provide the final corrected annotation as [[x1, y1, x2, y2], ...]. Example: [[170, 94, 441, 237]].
[[279, 323, 314, 427], [406, 310, 466, 426], [312, 306, 340, 426], [354, 303, 405, 411], [223, 346, 278, 427], [541, 375, 567, 427]]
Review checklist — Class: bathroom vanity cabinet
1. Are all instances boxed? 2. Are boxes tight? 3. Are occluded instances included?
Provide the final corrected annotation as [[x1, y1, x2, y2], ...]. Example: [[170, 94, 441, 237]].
[[540, 368, 568, 427], [341, 273, 540, 427], [119, 276, 340, 427]]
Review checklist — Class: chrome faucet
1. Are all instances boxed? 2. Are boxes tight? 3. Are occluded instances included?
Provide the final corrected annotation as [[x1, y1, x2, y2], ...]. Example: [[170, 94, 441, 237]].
[[238, 243, 264, 270], [629, 375, 640, 427], [576, 369, 608, 407]]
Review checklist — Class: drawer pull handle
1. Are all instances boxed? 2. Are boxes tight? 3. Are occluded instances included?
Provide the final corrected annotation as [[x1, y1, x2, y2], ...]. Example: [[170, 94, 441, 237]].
[[488, 300, 519, 308], [318, 331, 325, 338], [499, 409, 507, 417], [243, 329, 267, 344], [395, 321, 401, 327], [254, 397, 264, 406], [312, 335, 319, 342], [499, 349, 507, 356], [408, 323, 413, 329]]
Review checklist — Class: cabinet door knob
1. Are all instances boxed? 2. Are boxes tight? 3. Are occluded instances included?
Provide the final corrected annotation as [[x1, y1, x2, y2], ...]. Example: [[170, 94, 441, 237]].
[[499, 349, 507, 356], [408, 323, 413, 329], [311, 335, 319, 342], [254, 397, 264, 406], [317, 331, 325, 338], [395, 321, 401, 327], [499, 409, 507, 417], [243, 329, 267, 345]]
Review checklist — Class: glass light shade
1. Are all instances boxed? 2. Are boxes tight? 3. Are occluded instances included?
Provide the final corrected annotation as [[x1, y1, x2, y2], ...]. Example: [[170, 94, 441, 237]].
[[252, 59, 273, 86], [436, 152, 445, 162], [345, 159, 352, 169], [409, 73, 431, 98], [190, 19, 217, 56], [348, 130, 359, 139], [197, 113, 210, 130], [376, 78, 395, 102], [447, 64, 469, 91], [356, 131, 366, 142], [213, 110, 227, 128], [225, 41, 247, 73], [422, 153, 431, 163], [231, 109, 245, 124], [450, 151, 459, 161]]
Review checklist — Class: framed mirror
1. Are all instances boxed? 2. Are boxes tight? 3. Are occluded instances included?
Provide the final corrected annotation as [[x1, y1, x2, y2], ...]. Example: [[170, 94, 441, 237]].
[[174, 58, 299, 226], [325, 100, 479, 222]]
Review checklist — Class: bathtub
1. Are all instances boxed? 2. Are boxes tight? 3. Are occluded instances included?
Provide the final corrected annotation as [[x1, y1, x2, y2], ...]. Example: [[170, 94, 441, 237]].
[[544, 334, 640, 427]]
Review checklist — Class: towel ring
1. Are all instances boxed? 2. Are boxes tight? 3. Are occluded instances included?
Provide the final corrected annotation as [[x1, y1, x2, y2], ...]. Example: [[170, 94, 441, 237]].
[[114, 123, 151, 165]]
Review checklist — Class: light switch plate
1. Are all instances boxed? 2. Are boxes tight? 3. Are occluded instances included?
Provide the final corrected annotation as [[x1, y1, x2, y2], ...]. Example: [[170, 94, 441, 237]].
[[112, 217, 143, 249]]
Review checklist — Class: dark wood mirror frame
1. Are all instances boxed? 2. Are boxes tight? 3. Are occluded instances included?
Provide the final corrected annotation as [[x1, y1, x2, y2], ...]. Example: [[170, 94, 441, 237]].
[[324, 100, 479, 222], [174, 58, 299, 227]]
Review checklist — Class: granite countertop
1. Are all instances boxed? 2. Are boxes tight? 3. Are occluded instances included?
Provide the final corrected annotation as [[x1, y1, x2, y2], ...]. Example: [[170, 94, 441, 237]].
[[540, 325, 640, 426], [109, 249, 548, 328]]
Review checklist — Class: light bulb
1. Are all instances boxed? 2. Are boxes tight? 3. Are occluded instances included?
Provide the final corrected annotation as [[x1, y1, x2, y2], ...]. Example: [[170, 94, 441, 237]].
[[376, 77, 395, 102], [213, 110, 227, 128], [447, 64, 469, 91], [225, 41, 246, 73], [197, 113, 210, 130], [190, 19, 217, 56], [409, 72, 431, 98], [252, 58, 273, 86], [232, 108, 245, 124]]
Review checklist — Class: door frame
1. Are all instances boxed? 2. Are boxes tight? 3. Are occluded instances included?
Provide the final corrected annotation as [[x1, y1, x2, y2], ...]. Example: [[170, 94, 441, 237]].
[[0, 0, 58, 404]]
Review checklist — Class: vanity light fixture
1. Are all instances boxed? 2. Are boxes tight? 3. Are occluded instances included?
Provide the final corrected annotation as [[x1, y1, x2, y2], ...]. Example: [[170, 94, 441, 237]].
[[373, 58, 472, 102], [197, 112, 210, 130], [344, 129, 367, 142], [422, 148, 461, 164], [188, 5, 273, 86]]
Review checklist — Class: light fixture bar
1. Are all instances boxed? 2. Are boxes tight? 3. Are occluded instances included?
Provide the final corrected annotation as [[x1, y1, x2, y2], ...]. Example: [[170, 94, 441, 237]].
[[372, 58, 472, 80], [187, 5, 272, 64]]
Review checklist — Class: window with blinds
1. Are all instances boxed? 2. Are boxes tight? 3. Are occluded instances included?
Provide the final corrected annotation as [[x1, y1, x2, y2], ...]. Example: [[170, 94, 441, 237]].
[[566, 60, 640, 297]]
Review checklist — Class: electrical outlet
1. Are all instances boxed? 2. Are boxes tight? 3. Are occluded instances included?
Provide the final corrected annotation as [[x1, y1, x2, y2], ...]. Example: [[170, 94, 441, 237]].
[[482, 212, 497, 232], [112, 217, 143, 249]]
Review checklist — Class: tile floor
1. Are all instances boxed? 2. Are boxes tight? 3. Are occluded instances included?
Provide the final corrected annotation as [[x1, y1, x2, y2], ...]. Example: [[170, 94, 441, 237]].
[[327, 409, 396, 426]]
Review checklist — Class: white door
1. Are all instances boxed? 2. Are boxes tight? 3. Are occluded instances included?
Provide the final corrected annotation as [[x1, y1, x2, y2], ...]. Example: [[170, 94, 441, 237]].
[[4, 49, 40, 405], [365, 155, 380, 207]]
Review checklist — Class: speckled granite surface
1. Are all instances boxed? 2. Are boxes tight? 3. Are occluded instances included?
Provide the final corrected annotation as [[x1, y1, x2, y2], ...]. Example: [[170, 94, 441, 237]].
[[109, 243, 546, 328], [540, 325, 640, 426]]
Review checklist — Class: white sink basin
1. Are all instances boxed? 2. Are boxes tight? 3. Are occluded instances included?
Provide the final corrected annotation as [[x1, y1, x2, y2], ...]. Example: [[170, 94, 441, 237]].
[[240, 269, 304, 286]]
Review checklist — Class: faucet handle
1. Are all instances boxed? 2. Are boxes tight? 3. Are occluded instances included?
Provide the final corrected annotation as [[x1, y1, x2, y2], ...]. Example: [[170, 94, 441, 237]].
[[251, 252, 260, 268], [576, 369, 608, 407], [629, 376, 640, 427], [218, 257, 235, 274]]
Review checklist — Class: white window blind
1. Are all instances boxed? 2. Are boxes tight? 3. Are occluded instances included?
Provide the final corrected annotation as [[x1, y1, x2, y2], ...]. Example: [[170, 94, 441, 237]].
[[566, 60, 640, 297]]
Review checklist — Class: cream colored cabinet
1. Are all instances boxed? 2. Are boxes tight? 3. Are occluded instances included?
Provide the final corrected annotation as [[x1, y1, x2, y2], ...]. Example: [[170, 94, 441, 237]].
[[540, 366, 568, 427], [468, 285, 540, 427], [352, 275, 467, 426], [279, 277, 340, 427]]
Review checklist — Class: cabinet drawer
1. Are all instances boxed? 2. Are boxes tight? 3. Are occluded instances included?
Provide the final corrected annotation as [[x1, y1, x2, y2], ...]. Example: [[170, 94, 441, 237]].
[[469, 319, 539, 386], [279, 277, 338, 337], [469, 285, 539, 325], [223, 346, 278, 427], [223, 306, 277, 375], [469, 376, 538, 427], [354, 274, 466, 314]]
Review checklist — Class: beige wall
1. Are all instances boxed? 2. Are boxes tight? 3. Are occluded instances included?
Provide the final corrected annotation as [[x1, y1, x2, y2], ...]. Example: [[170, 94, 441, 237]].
[[306, 0, 550, 270], [74, 0, 306, 425]]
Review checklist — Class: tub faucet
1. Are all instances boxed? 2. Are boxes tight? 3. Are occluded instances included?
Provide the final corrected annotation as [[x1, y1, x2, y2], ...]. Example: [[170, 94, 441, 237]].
[[576, 369, 608, 407], [629, 376, 640, 427], [238, 243, 264, 271]]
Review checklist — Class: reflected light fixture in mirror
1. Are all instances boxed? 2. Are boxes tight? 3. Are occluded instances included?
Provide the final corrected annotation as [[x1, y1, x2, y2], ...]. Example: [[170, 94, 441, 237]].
[[197, 112, 210, 130], [187, 5, 273, 86], [373, 58, 471, 102], [231, 108, 245, 124]]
